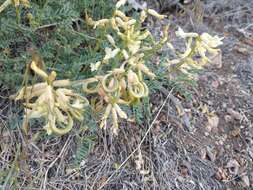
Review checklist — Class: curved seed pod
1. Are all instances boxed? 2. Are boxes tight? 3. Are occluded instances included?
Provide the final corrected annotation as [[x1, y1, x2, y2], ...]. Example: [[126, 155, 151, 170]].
[[82, 78, 100, 94], [128, 82, 145, 98], [69, 108, 84, 121], [54, 107, 67, 124], [102, 74, 119, 93], [141, 82, 149, 97], [51, 114, 74, 135], [30, 61, 48, 80], [59, 89, 89, 107]]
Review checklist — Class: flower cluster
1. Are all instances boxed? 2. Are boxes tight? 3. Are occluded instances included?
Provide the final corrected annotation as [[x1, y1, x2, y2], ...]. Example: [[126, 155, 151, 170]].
[[84, 0, 167, 134], [165, 27, 223, 78], [14, 61, 88, 135]]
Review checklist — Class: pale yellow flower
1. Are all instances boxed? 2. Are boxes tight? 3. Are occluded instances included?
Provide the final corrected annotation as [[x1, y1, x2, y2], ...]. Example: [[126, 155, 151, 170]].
[[100, 103, 112, 128], [121, 49, 129, 59], [140, 10, 147, 23], [126, 19, 136, 26], [147, 9, 166, 20], [116, 0, 127, 9], [90, 61, 101, 72], [14, 61, 88, 135], [106, 34, 116, 47], [100, 102, 127, 135], [115, 17, 127, 29], [115, 10, 129, 21], [103, 47, 120, 62], [93, 19, 110, 29], [200, 33, 223, 48], [175, 27, 198, 38], [136, 63, 156, 79], [110, 18, 120, 32]]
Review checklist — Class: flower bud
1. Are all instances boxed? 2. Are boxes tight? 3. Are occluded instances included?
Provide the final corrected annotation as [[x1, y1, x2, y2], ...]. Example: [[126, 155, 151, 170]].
[[147, 9, 166, 20], [116, 0, 127, 9], [106, 34, 116, 46]]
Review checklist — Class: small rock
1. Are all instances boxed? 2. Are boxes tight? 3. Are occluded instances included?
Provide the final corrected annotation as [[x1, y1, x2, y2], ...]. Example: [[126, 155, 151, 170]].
[[227, 108, 243, 120], [180, 166, 189, 177], [248, 148, 253, 159], [215, 167, 228, 181], [240, 125, 245, 129], [207, 100, 213, 106], [206, 147, 217, 162], [241, 175, 250, 187], [211, 80, 220, 88], [226, 159, 240, 175], [218, 140, 224, 145], [200, 148, 207, 160], [230, 128, 241, 137], [234, 46, 250, 56], [206, 115, 219, 132], [224, 115, 232, 122], [222, 103, 227, 109], [210, 51, 223, 68]]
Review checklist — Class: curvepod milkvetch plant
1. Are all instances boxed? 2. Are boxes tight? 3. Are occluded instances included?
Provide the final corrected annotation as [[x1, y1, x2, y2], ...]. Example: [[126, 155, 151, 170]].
[[13, 0, 223, 135]]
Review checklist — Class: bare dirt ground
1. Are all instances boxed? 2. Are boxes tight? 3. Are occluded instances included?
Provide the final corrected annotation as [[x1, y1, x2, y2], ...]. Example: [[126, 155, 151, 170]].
[[0, 0, 252, 189]]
